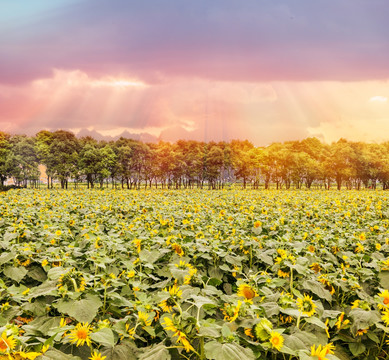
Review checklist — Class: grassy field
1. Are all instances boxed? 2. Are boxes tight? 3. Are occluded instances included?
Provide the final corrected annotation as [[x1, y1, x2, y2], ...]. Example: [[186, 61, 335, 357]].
[[0, 189, 388, 360]]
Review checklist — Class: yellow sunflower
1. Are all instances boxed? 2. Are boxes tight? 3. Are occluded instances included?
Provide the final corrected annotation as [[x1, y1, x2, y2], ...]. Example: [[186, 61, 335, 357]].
[[382, 310, 389, 326], [269, 331, 284, 351], [296, 294, 316, 317], [171, 243, 184, 256], [0, 332, 16, 353], [138, 311, 152, 327], [67, 322, 92, 347], [310, 344, 328, 360], [277, 269, 290, 278], [12, 351, 42, 359], [356, 328, 368, 336], [379, 290, 389, 306], [310, 263, 322, 273], [237, 284, 257, 300], [57, 268, 86, 292], [335, 312, 350, 329], [159, 283, 182, 313], [162, 316, 194, 352], [89, 351, 106, 360], [221, 301, 242, 322]]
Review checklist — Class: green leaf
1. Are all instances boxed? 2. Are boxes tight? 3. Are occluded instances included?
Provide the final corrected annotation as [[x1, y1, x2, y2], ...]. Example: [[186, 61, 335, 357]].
[[302, 279, 332, 302], [24, 316, 61, 336], [0, 251, 14, 266], [101, 341, 138, 360], [284, 330, 316, 351], [91, 328, 115, 347], [23, 298, 47, 316], [3, 265, 28, 282], [349, 308, 381, 333], [139, 249, 161, 264], [28, 265, 48, 282], [366, 331, 380, 343], [204, 341, 255, 360], [29, 280, 57, 298], [198, 325, 221, 338], [40, 347, 82, 360], [55, 294, 102, 323], [191, 295, 217, 308], [261, 302, 279, 317], [304, 316, 327, 329], [348, 342, 366, 356], [139, 344, 171, 360], [379, 271, 389, 288], [208, 266, 223, 280]]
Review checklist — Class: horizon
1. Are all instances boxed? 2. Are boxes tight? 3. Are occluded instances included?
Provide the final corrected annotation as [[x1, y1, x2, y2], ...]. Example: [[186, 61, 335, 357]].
[[1, 1, 389, 146]]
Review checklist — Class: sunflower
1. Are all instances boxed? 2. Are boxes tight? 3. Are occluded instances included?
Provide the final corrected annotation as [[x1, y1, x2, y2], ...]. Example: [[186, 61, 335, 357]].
[[310, 263, 322, 273], [221, 301, 242, 322], [269, 331, 284, 351], [132, 239, 141, 253], [237, 284, 257, 300], [67, 322, 92, 347], [351, 300, 360, 309], [12, 351, 43, 359], [244, 328, 254, 339], [171, 243, 184, 256], [307, 245, 315, 253], [175, 260, 193, 270], [335, 312, 350, 329], [310, 344, 329, 360], [379, 290, 389, 306], [382, 310, 389, 326], [89, 351, 106, 360], [162, 316, 194, 352], [183, 268, 197, 285], [254, 318, 273, 341], [277, 269, 290, 278], [318, 276, 335, 295], [296, 294, 316, 317], [159, 283, 182, 313], [253, 221, 261, 228], [0, 332, 16, 353], [279, 314, 293, 324], [278, 292, 294, 308], [356, 328, 368, 336], [138, 311, 152, 327], [355, 243, 364, 253], [57, 268, 86, 293], [324, 343, 335, 355]]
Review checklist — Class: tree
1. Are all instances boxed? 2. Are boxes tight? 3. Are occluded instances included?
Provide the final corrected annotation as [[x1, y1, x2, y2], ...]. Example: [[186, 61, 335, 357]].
[[8, 135, 39, 187], [0, 132, 11, 187]]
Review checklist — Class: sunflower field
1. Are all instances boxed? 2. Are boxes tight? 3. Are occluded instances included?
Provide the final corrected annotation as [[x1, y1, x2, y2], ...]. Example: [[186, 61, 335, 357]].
[[1, 189, 389, 360]]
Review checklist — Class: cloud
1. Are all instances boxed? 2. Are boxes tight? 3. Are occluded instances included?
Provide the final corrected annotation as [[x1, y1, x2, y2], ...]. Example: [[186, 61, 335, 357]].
[[2, 70, 389, 145], [369, 96, 388, 102], [1, 0, 389, 85], [0, 70, 281, 143]]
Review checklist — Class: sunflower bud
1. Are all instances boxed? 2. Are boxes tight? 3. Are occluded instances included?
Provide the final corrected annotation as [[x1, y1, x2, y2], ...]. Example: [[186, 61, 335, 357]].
[[254, 318, 273, 341]]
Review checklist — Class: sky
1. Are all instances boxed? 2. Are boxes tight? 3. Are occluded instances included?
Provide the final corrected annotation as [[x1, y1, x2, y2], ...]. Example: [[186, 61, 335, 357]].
[[1, 0, 389, 146]]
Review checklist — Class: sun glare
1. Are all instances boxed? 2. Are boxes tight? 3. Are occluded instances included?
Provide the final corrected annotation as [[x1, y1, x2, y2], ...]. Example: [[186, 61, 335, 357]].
[[369, 96, 388, 102], [91, 78, 147, 89]]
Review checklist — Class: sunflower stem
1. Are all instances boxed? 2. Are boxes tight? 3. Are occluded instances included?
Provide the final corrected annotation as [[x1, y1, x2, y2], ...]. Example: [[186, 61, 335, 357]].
[[296, 314, 301, 329], [102, 284, 107, 315], [199, 336, 205, 360], [70, 278, 79, 292]]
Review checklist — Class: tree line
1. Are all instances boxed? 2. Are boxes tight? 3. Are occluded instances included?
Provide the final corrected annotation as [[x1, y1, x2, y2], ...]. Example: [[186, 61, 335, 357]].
[[1, 130, 389, 190]]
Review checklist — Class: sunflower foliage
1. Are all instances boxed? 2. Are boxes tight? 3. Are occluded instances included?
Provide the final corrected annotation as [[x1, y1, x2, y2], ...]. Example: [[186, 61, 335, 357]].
[[0, 189, 389, 359]]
